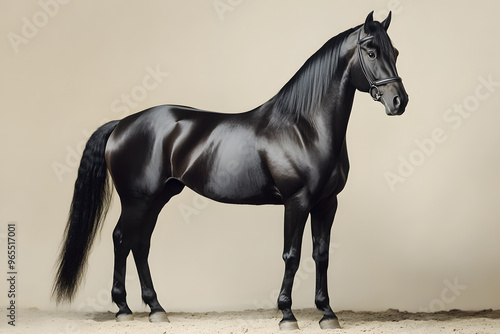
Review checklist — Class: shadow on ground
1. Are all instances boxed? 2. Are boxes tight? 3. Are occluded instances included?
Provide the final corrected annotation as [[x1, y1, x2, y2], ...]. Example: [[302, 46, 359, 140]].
[[89, 308, 500, 324]]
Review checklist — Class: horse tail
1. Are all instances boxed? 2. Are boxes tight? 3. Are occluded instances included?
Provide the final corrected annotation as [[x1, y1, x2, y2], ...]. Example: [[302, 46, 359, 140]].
[[53, 120, 119, 304]]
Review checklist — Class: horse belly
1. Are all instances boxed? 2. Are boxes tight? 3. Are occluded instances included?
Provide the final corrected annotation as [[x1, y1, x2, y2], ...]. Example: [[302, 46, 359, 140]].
[[161, 111, 281, 205], [203, 146, 277, 204]]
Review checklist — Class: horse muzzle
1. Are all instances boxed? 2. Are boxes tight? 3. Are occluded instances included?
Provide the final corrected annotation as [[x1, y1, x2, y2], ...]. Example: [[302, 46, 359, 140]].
[[384, 90, 408, 116]]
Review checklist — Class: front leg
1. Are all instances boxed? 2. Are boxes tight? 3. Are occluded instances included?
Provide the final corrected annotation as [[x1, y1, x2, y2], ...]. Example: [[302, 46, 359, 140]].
[[311, 196, 341, 329], [278, 198, 309, 330]]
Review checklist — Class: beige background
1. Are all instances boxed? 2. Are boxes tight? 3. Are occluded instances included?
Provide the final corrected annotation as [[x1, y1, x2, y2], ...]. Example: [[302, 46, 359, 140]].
[[1, 0, 499, 316]]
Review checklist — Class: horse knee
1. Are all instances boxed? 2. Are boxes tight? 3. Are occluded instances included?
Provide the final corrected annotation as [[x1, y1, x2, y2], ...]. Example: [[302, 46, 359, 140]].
[[278, 293, 292, 311], [142, 288, 158, 304], [112, 285, 126, 303], [283, 251, 300, 273], [312, 242, 330, 268]]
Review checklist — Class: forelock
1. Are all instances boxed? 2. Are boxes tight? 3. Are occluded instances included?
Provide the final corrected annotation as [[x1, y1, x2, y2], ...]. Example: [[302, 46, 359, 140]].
[[364, 21, 395, 56]]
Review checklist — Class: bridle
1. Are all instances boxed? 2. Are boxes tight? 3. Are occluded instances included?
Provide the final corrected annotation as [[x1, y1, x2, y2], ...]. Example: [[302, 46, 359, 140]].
[[357, 29, 402, 101]]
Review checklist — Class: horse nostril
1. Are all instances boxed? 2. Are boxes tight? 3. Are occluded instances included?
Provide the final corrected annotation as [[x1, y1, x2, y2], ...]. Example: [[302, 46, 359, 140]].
[[393, 95, 401, 109]]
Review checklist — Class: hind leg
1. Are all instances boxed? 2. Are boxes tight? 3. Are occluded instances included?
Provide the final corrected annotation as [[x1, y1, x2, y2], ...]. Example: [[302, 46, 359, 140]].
[[114, 179, 184, 322], [112, 202, 167, 322], [134, 180, 184, 322], [112, 220, 133, 321], [131, 211, 169, 322]]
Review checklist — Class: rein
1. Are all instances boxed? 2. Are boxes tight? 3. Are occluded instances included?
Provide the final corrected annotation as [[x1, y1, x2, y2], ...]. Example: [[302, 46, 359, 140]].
[[357, 29, 402, 101]]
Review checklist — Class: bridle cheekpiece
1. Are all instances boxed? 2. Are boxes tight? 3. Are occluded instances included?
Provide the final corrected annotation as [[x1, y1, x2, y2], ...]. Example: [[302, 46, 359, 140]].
[[357, 29, 402, 101]]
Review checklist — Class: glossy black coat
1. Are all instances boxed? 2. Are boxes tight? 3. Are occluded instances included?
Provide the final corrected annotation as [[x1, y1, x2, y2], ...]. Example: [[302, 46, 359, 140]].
[[54, 12, 408, 329]]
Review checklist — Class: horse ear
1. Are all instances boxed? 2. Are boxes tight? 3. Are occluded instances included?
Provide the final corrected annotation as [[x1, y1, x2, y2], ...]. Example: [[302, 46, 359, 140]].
[[364, 11, 374, 33], [381, 11, 392, 31]]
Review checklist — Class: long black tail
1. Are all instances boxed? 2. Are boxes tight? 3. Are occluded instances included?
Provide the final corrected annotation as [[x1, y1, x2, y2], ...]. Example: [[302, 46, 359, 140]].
[[53, 120, 119, 304]]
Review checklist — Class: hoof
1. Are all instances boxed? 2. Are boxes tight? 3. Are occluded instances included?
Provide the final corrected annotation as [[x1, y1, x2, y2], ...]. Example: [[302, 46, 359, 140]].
[[319, 318, 341, 329], [116, 313, 134, 322], [149, 311, 170, 323], [279, 320, 299, 331]]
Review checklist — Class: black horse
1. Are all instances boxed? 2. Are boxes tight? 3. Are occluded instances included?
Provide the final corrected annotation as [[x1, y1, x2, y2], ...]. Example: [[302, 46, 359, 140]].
[[54, 11, 408, 330]]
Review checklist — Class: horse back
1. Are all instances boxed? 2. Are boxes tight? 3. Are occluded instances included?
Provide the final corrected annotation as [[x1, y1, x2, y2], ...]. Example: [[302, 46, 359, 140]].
[[105, 105, 281, 204]]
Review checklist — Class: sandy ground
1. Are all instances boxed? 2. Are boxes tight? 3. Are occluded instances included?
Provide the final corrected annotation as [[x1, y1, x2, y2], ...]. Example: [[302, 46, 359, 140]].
[[4, 308, 500, 334]]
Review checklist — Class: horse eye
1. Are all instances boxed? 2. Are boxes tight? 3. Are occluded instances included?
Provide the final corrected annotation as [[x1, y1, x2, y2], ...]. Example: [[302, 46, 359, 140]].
[[368, 51, 376, 59]]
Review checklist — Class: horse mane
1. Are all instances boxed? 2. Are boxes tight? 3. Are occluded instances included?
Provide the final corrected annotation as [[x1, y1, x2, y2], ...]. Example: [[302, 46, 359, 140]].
[[270, 25, 361, 124], [269, 20, 395, 125]]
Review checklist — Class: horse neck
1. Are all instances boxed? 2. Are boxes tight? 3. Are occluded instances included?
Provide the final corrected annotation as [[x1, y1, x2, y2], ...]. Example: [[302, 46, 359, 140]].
[[262, 29, 359, 153], [329, 28, 364, 128], [303, 40, 358, 155], [324, 70, 357, 151]]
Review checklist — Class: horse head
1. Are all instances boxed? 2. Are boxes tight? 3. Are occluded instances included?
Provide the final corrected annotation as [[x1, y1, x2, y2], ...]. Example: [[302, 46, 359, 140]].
[[351, 11, 409, 115]]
